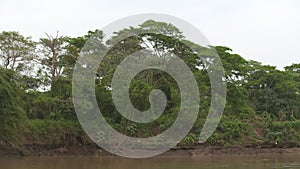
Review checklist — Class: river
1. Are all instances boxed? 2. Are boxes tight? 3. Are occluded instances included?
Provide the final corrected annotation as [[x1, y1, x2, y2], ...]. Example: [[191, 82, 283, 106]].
[[1, 154, 300, 169]]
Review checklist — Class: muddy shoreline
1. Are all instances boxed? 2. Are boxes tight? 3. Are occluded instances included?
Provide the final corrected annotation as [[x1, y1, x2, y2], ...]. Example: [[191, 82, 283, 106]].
[[1, 143, 300, 157]]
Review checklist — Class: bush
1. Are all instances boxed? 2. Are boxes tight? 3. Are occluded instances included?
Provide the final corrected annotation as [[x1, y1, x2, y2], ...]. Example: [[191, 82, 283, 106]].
[[264, 120, 300, 145], [23, 119, 87, 146]]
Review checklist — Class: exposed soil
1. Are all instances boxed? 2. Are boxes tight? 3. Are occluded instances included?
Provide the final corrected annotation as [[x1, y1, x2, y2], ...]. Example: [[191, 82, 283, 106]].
[[1, 143, 300, 157]]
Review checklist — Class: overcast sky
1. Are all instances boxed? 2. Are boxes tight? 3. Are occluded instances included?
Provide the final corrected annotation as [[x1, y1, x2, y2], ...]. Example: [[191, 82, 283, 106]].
[[1, 0, 299, 69]]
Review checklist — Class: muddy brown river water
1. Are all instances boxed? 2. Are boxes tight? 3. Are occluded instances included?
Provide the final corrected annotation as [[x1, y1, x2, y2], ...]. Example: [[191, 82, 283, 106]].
[[1, 154, 300, 169]]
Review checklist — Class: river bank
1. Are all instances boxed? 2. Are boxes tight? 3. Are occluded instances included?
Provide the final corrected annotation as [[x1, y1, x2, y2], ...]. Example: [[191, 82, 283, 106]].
[[1, 143, 300, 157]]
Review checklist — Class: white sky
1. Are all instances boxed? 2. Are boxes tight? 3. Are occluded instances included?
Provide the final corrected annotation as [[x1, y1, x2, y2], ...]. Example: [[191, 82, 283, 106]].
[[1, 0, 299, 69]]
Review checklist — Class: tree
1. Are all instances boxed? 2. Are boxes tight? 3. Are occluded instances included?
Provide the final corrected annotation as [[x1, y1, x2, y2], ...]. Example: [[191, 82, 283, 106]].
[[39, 32, 68, 90], [93, 20, 209, 136], [30, 30, 104, 120], [285, 64, 300, 74], [246, 61, 300, 120], [215, 46, 254, 118], [63, 29, 103, 77], [0, 31, 36, 72]]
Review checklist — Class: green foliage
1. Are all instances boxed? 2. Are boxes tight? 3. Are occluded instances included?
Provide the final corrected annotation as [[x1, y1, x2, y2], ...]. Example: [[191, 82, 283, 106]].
[[23, 119, 86, 146], [181, 133, 198, 145], [24, 91, 53, 119], [0, 31, 36, 72], [0, 68, 26, 140], [264, 121, 300, 145], [207, 117, 255, 145], [0, 21, 299, 148]]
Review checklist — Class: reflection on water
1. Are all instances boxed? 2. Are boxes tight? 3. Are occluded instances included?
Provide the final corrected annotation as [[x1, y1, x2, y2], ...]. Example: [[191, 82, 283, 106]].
[[1, 154, 300, 169]]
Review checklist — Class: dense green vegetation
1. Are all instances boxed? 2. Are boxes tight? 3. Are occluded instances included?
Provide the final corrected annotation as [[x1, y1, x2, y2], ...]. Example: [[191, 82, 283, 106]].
[[0, 20, 299, 148]]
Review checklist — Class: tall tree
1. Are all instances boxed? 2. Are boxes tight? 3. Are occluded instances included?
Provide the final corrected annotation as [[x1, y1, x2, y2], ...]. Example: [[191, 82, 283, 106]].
[[0, 31, 36, 72], [39, 32, 68, 90]]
